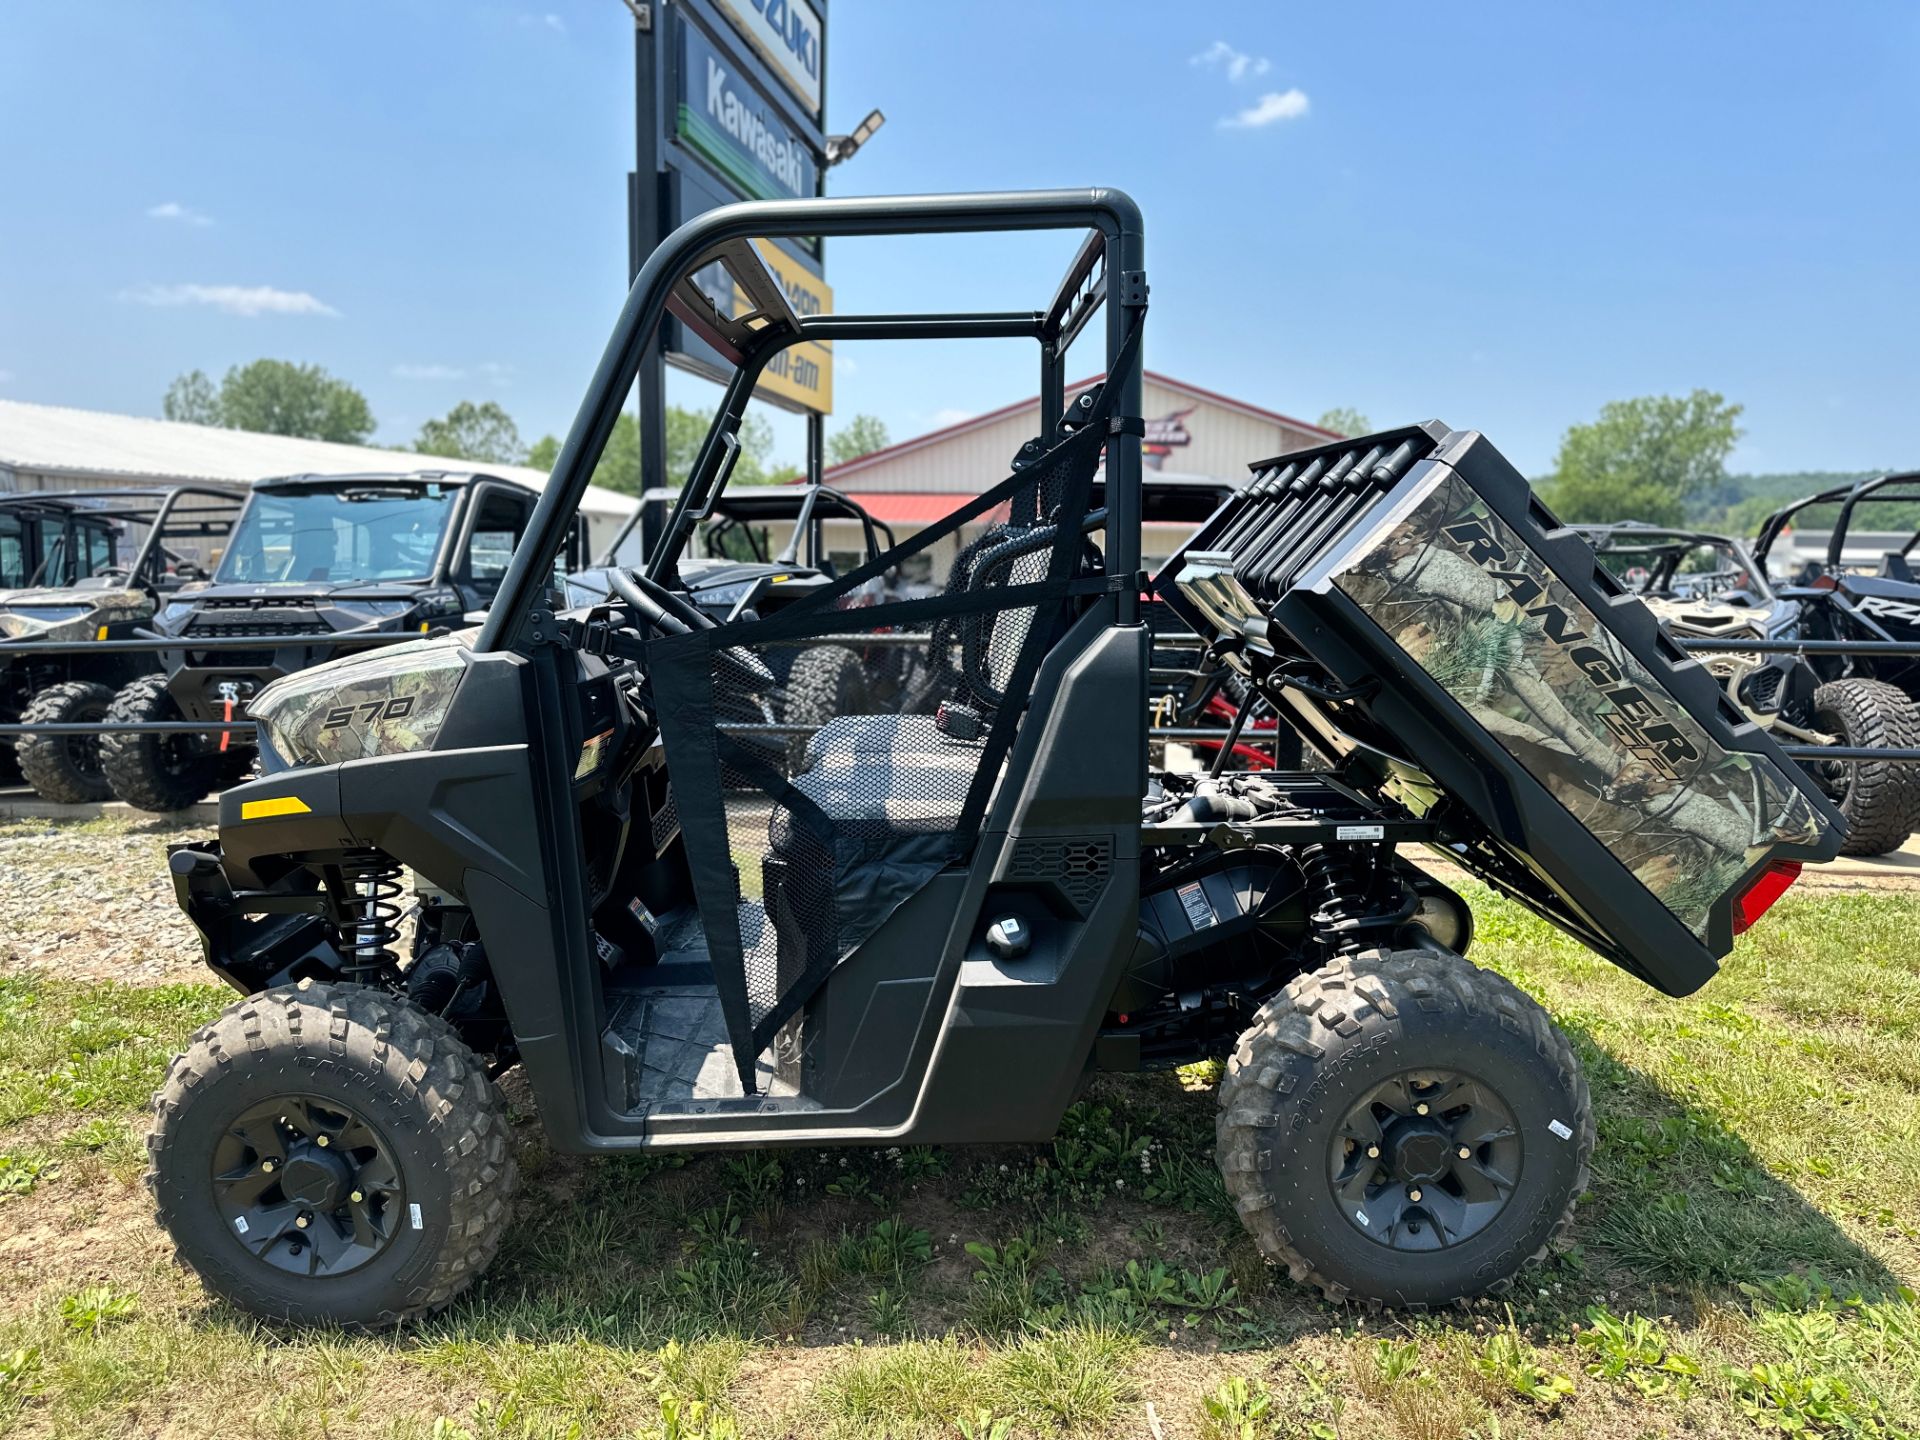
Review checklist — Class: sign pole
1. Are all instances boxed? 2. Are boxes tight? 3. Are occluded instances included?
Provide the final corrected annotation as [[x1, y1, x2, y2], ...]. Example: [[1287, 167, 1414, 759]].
[[632, 9, 667, 513]]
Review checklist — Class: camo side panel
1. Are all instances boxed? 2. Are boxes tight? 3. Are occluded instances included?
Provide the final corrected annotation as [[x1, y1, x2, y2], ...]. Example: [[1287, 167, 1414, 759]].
[[0, 588, 153, 641], [1332, 470, 1825, 937], [253, 630, 475, 767]]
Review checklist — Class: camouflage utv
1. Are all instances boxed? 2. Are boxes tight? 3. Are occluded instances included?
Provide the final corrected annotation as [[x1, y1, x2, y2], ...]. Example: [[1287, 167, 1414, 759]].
[[0, 486, 242, 801]]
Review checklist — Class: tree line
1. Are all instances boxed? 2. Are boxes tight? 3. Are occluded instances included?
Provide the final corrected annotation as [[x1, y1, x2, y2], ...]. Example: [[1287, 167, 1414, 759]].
[[161, 360, 889, 494]]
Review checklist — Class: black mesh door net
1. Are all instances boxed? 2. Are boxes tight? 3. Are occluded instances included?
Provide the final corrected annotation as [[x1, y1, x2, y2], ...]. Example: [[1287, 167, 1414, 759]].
[[646, 403, 1123, 1091]]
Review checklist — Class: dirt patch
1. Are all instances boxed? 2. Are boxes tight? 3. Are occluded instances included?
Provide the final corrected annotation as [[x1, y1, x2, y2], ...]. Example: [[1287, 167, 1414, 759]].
[[0, 817, 212, 985]]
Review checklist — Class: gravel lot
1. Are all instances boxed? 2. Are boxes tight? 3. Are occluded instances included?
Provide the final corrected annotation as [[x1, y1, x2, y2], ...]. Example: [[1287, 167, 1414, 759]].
[[0, 814, 211, 984]]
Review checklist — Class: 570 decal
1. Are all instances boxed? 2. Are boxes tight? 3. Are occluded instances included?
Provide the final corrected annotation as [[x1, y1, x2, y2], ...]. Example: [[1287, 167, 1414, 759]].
[[320, 696, 416, 730]]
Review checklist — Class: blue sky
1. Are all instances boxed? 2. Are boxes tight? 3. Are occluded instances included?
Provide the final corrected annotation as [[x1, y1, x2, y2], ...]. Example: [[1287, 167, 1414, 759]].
[[2, 1, 1916, 478]]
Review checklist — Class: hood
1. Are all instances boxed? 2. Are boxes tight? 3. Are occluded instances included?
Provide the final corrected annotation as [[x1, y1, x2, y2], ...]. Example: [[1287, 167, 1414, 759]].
[[0, 586, 151, 641], [1639, 595, 1771, 638]]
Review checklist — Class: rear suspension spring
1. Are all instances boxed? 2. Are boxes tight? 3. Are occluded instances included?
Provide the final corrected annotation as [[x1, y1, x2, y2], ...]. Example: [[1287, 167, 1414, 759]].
[[1301, 842, 1392, 955], [338, 850, 404, 982]]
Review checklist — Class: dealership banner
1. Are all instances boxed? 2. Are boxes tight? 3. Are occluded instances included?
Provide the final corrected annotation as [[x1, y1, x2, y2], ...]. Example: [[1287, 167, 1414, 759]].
[[712, 0, 821, 118], [676, 18, 818, 203]]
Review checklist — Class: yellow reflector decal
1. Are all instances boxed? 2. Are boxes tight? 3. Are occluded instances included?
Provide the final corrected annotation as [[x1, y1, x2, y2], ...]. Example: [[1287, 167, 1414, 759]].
[[96, 625, 109, 641], [240, 796, 313, 820], [419, 621, 430, 632]]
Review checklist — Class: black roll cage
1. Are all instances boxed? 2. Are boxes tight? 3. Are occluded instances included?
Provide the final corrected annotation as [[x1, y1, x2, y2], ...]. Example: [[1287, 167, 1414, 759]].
[[478, 187, 1148, 653], [1754, 469, 1920, 572], [1574, 521, 1776, 602], [0, 484, 245, 591], [593, 482, 897, 572]]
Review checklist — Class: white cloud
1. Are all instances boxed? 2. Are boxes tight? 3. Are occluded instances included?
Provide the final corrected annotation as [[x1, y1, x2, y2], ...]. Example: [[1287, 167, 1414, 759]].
[[1191, 40, 1270, 82], [517, 11, 566, 35], [147, 201, 213, 227], [120, 283, 339, 318], [393, 363, 467, 381], [475, 361, 514, 387], [1219, 89, 1311, 129], [928, 407, 976, 428]]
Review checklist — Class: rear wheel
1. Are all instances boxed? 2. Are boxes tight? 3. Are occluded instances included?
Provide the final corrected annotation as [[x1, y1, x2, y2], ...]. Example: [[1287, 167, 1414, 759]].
[[1217, 948, 1591, 1308], [100, 674, 221, 812], [783, 644, 870, 769], [1811, 678, 1920, 857], [147, 982, 516, 1329], [16, 680, 116, 803]]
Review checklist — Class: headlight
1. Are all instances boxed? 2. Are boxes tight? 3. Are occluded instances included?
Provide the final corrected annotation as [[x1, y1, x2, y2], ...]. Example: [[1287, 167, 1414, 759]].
[[158, 601, 198, 627], [0, 606, 92, 637], [250, 632, 475, 770]]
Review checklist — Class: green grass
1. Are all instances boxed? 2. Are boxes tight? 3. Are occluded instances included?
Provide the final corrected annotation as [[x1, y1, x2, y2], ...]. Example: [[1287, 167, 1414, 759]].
[[1, 883, 1917, 1437]]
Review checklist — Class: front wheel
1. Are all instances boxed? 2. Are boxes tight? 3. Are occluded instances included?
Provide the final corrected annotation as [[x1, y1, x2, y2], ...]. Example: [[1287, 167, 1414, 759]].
[[16, 680, 116, 803], [100, 674, 222, 812], [1217, 948, 1591, 1309], [147, 982, 517, 1328]]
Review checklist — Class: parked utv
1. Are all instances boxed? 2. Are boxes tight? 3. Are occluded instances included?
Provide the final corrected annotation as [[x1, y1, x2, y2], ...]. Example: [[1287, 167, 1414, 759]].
[[148, 191, 1839, 1329], [1750, 474, 1920, 853], [1577, 522, 1918, 855], [100, 469, 577, 812], [1, 486, 242, 801]]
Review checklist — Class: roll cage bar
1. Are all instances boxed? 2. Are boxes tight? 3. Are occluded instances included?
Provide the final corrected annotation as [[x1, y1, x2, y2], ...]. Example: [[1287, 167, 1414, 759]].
[[1754, 470, 1920, 571], [1575, 521, 1775, 601], [593, 483, 897, 572], [478, 187, 1147, 652], [1, 484, 244, 590]]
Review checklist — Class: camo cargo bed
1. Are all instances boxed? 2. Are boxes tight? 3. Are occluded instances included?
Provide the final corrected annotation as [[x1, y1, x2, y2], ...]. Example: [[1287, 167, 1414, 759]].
[[1162, 421, 1844, 994]]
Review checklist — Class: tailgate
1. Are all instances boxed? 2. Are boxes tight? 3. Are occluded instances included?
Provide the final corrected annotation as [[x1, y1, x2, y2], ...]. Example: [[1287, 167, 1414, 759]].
[[1161, 422, 1843, 995]]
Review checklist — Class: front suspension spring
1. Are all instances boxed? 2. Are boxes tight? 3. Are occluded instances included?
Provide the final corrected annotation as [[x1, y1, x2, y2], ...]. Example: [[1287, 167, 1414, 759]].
[[1301, 842, 1392, 955], [339, 850, 404, 982]]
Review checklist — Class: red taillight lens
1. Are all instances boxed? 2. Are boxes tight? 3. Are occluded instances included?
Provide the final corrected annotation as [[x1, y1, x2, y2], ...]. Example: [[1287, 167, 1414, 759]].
[[1811, 573, 1838, 590], [1732, 860, 1802, 934]]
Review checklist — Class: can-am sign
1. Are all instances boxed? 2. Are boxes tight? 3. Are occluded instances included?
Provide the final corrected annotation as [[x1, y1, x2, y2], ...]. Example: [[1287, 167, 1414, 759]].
[[713, 0, 821, 117], [676, 20, 818, 201]]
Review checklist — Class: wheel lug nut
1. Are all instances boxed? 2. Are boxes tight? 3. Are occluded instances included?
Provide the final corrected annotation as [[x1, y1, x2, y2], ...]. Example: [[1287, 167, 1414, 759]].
[[349, 1190, 364, 1204], [295, 1213, 310, 1229], [1366, 1145, 1380, 1159], [261, 1159, 276, 1173], [1415, 1102, 1430, 1116], [315, 1135, 329, 1148], [1458, 1146, 1471, 1160], [1408, 1187, 1423, 1203]]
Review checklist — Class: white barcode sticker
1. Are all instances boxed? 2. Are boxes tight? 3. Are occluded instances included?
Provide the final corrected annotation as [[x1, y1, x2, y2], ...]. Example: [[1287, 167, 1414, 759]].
[[234, 1216, 249, 1235], [1336, 824, 1385, 841], [409, 1202, 424, 1230], [1355, 1210, 1370, 1227], [1548, 1119, 1573, 1141]]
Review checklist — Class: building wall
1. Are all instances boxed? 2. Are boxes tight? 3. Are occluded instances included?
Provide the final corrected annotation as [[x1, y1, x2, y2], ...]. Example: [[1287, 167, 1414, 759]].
[[826, 377, 1332, 494]]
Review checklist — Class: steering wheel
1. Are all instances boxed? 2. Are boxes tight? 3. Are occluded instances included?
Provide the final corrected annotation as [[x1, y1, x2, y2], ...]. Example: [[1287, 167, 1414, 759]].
[[602, 568, 776, 689]]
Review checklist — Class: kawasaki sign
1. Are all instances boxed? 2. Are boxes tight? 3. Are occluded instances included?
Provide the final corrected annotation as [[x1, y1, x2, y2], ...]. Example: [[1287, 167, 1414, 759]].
[[676, 19, 818, 202], [713, 0, 821, 117]]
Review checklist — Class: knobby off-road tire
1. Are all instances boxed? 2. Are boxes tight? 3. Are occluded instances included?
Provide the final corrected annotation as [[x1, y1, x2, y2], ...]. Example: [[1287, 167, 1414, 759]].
[[147, 982, 517, 1329], [16, 679, 115, 803], [100, 673, 222, 812], [782, 643, 870, 769], [1217, 947, 1593, 1309], [1812, 678, 1920, 857]]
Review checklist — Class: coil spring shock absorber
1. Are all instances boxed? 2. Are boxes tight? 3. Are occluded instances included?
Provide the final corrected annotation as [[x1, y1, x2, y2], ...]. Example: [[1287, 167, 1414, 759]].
[[1301, 842, 1388, 955], [338, 850, 404, 982]]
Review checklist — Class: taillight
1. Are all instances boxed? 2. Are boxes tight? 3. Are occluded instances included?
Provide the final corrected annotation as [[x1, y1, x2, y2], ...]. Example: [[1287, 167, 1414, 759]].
[[1732, 860, 1802, 934]]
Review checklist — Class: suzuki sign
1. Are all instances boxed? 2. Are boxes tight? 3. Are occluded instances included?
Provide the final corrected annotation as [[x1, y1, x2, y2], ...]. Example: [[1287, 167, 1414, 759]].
[[712, 0, 822, 117]]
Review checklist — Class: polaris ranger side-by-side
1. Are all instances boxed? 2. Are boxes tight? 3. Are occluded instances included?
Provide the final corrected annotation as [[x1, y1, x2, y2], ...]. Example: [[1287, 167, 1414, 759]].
[[149, 191, 1840, 1328], [1, 485, 244, 801], [101, 469, 584, 812]]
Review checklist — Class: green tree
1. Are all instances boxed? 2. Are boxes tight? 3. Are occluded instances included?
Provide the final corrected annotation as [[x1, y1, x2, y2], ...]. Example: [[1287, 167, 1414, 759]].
[[826, 414, 890, 467], [413, 400, 524, 465], [1541, 390, 1745, 527], [527, 405, 794, 493], [164, 360, 376, 444], [1316, 407, 1371, 438], [162, 370, 221, 426]]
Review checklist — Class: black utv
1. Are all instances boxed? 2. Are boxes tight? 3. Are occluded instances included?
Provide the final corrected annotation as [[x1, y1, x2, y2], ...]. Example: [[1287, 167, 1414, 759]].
[[149, 191, 1839, 1329], [1751, 473, 1920, 852], [101, 469, 578, 812], [0, 485, 243, 801]]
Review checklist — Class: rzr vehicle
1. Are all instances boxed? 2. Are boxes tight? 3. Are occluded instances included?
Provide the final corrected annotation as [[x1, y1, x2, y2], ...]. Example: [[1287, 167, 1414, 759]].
[[149, 191, 1840, 1330], [1575, 523, 1916, 855], [1, 485, 243, 801], [1752, 474, 1920, 853], [102, 469, 579, 812]]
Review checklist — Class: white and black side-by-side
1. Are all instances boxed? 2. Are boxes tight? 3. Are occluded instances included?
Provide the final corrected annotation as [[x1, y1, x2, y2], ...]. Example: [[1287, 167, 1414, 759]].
[[144, 189, 1842, 1329]]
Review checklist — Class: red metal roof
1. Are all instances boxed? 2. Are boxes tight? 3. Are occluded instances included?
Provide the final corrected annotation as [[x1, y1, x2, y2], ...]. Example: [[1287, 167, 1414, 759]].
[[843, 492, 1011, 525]]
